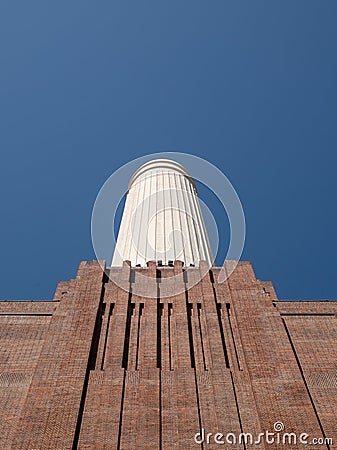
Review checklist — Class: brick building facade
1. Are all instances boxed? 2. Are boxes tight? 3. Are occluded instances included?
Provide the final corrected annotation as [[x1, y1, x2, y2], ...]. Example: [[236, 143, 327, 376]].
[[0, 259, 336, 449]]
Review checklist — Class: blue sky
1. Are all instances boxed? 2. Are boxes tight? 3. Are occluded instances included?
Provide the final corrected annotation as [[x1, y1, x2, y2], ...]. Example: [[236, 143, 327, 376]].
[[0, 1, 336, 300]]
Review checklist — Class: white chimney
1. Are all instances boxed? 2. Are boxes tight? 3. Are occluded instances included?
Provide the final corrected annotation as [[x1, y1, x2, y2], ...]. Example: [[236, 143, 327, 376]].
[[112, 159, 213, 267]]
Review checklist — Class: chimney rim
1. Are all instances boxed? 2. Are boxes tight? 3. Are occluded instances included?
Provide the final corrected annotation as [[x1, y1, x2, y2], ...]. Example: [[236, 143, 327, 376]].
[[128, 158, 196, 191]]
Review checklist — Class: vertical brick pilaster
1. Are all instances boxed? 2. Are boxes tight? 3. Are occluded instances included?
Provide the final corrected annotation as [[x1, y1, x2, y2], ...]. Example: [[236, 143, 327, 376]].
[[11, 260, 105, 450]]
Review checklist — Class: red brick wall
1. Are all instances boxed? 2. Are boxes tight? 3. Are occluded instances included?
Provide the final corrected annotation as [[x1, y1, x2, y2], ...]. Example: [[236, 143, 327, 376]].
[[0, 260, 336, 449]]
